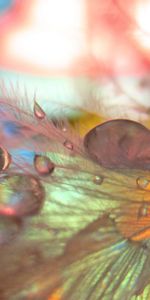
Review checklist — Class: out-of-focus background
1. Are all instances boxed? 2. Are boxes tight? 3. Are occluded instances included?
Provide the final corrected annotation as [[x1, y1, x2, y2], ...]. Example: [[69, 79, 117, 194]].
[[0, 0, 150, 119]]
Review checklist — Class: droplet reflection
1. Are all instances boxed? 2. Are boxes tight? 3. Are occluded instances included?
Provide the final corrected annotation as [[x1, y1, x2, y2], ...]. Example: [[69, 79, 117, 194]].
[[0, 174, 45, 217]]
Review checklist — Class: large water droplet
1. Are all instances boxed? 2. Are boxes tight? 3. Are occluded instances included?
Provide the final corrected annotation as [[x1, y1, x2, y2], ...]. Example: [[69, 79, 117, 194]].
[[0, 146, 11, 171], [136, 177, 150, 190], [0, 174, 45, 217], [34, 155, 55, 176], [34, 101, 45, 120], [84, 119, 150, 169]]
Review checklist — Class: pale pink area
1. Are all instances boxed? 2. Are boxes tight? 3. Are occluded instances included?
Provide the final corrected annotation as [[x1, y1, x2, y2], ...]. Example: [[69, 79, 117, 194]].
[[0, 0, 150, 76]]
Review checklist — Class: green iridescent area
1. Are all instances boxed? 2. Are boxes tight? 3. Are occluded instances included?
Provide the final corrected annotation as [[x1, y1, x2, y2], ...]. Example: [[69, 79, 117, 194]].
[[0, 98, 150, 299], [0, 150, 150, 300]]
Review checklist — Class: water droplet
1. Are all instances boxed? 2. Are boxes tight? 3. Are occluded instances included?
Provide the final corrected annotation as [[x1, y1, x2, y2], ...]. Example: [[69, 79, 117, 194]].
[[34, 101, 45, 120], [52, 118, 67, 132], [34, 155, 55, 176], [64, 140, 73, 150], [136, 177, 150, 190], [0, 146, 11, 171], [0, 174, 45, 217], [62, 127, 67, 132], [110, 213, 116, 220], [138, 203, 149, 218], [93, 175, 103, 185], [84, 119, 150, 169]]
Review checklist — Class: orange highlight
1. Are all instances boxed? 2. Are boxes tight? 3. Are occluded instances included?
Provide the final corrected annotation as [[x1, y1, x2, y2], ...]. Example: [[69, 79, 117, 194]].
[[131, 227, 150, 242], [48, 290, 61, 300]]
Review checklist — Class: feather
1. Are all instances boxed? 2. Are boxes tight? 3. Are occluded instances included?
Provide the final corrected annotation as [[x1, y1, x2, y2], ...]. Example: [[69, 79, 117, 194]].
[[0, 87, 150, 299]]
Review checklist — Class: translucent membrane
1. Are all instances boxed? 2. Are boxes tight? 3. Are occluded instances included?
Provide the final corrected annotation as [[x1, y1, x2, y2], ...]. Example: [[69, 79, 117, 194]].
[[84, 119, 150, 169]]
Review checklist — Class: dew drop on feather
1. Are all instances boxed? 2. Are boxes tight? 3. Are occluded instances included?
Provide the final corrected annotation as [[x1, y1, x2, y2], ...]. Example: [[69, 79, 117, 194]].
[[84, 119, 150, 169], [33, 101, 45, 120], [138, 203, 149, 218], [52, 118, 67, 132], [93, 175, 103, 185], [63, 140, 74, 150], [0, 174, 45, 217], [2, 88, 150, 300], [0, 146, 11, 171], [136, 177, 150, 190], [34, 154, 55, 176]]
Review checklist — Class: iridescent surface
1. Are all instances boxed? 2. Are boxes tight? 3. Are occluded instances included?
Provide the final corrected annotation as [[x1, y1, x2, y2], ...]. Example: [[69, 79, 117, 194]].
[[1, 99, 150, 299]]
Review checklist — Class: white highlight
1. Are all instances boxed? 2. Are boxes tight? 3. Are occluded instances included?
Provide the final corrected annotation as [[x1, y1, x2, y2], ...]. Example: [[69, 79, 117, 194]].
[[7, 0, 86, 69], [133, 1, 150, 51], [135, 1, 150, 34]]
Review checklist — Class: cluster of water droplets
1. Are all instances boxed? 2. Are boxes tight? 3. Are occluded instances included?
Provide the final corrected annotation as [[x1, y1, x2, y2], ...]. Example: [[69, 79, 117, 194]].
[[84, 118, 150, 228], [136, 177, 150, 218], [0, 101, 60, 245], [0, 100, 77, 239], [2, 98, 150, 299], [2, 102, 150, 245]]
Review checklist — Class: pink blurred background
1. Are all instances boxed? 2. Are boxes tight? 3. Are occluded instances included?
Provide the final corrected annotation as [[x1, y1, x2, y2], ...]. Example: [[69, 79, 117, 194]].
[[0, 0, 150, 118]]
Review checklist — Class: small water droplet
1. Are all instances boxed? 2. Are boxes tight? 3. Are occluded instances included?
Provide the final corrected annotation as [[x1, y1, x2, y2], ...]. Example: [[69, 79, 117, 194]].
[[34, 101, 45, 120], [52, 118, 67, 132], [62, 126, 67, 132], [0, 146, 11, 171], [110, 213, 116, 220], [93, 175, 103, 185], [136, 177, 150, 190], [0, 174, 45, 217], [138, 203, 149, 218], [64, 140, 73, 150], [34, 155, 55, 176]]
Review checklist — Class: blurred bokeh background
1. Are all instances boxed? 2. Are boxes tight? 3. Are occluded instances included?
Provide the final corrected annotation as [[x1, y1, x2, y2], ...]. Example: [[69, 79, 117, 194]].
[[0, 0, 150, 119]]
